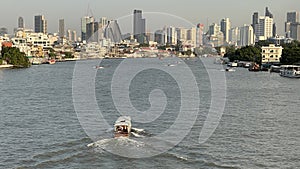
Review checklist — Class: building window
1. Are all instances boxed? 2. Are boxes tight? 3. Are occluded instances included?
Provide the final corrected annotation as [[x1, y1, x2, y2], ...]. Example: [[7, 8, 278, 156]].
[[263, 55, 265, 58], [270, 50, 274, 53], [270, 55, 274, 58]]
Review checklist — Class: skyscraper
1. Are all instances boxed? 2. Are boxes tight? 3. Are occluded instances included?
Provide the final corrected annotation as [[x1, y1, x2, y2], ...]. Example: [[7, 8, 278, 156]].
[[154, 30, 166, 45], [255, 16, 273, 40], [86, 21, 99, 42], [176, 27, 188, 42], [265, 7, 276, 37], [99, 17, 108, 28], [34, 15, 47, 34], [104, 20, 122, 43], [18, 17, 24, 29], [290, 23, 300, 41], [229, 27, 240, 45], [220, 18, 231, 43], [165, 26, 177, 45], [252, 12, 259, 33], [81, 16, 94, 41], [187, 27, 197, 47], [285, 11, 300, 37], [196, 24, 204, 47], [239, 25, 255, 46], [59, 19, 65, 38], [265, 7, 273, 18], [67, 30, 77, 42], [133, 9, 146, 43]]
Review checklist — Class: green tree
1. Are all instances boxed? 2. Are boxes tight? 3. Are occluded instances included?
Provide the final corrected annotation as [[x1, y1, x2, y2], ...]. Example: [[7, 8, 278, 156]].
[[281, 40, 300, 64], [226, 46, 261, 63], [1, 47, 30, 68]]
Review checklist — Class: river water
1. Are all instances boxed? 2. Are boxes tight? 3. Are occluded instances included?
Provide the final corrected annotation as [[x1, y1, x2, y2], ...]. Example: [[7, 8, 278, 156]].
[[0, 57, 299, 169]]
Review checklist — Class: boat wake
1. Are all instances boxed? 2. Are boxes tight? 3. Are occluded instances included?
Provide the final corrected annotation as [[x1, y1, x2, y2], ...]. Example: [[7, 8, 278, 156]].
[[131, 127, 152, 138]]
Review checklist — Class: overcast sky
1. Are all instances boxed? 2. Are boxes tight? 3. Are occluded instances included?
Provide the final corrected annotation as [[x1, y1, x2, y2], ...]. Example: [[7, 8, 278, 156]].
[[1, 0, 299, 35]]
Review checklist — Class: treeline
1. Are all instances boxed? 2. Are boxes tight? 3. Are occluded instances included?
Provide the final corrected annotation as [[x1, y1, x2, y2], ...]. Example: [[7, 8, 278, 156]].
[[1, 47, 31, 68], [222, 40, 300, 65]]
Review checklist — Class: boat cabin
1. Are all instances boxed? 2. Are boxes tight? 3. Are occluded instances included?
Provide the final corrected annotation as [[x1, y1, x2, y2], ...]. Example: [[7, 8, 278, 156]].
[[114, 116, 132, 138]]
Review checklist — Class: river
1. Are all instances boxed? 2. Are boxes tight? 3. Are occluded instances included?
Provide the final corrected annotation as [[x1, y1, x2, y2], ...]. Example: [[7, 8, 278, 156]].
[[0, 57, 299, 168]]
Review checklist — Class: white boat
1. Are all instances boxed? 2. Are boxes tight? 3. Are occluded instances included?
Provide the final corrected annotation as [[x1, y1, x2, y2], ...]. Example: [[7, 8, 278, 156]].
[[279, 65, 300, 78], [114, 116, 132, 138], [225, 67, 236, 72], [270, 65, 281, 73]]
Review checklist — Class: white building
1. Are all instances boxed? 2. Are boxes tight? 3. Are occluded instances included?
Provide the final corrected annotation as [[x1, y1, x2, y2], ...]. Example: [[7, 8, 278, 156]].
[[187, 27, 197, 47], [176, 27, 188, 42], [208, 23, 224, 47], [255, 16, 273, 40], [261, 44, 283, 63], [165, 26, 177, 45], [229, 27, 240, 46], [196, 24, 204, 47], [239, 25, 255, 46]]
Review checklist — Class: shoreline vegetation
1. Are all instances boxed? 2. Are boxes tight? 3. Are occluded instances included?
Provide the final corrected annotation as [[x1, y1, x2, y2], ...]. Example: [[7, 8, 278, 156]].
[[1, 40, 300, 69], [219, 40, 300, 65], [0, 47, 31, 68]]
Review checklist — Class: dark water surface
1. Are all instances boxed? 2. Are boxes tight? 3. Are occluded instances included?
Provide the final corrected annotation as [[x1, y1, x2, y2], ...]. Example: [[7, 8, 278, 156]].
[[0, 58, 299, 169]]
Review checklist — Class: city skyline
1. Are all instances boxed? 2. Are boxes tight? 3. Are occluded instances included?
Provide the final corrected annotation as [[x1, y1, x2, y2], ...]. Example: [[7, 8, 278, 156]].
[[0, 0, 299, 36]]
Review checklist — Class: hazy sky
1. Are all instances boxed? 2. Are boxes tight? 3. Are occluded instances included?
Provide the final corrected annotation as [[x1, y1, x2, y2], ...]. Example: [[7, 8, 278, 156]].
[[1, 0, 299, 35]]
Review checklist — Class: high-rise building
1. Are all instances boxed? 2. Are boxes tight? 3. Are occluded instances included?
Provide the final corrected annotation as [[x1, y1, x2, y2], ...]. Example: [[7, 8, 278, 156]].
[[176, 27, 188, 42], [72, 31, 77, 42], [255, 16, 273, 40], [187, 27, 197, 47], [196, 24, 204, 47], [18, 17, 24, 29], [209, 23, 220, 36], [165, 26, 177, 45], [81, 16, 94, 41], [239, 25, 255, 46], [264, 7, 276, 37], [220, 18, 231, 43], [99, 17, 108, 28], [285, 11, 300, 37], [287, 11, 299, 23], [104, 20, 122, 43], [59, 19, 65, 38], [67, 30, 77, 42], [154, 30, 166, 45], [290, 23, 300, 41], [229, 27, 240, 45], [265, 7, 273, 18], [0, 27, 8, 36], [34, 15, 47, 34], [133, 9, 146, 43], [252, 12, 259, 33], [86, 21, 101, 42], [208, 23, 224, 47]]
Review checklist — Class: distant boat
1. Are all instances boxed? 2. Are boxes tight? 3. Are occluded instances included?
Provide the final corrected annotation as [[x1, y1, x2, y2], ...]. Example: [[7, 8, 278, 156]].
[[270, 65, 281, 73], [46, 59, 56, 65], [228, 62, 238, 67], [279, 65, 300, 78], [248, 63, 260, 72], [114, 116, 132, 138], [95, 66, 104, 69], [225, 67, 236, 72]]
